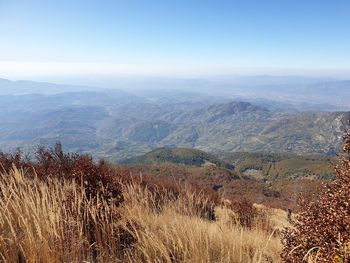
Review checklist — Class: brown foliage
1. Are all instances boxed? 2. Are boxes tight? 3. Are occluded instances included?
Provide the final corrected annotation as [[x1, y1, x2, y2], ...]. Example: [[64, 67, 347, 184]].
[[0, 143, 263, 262], [0, 143, 223, 221], [224, 198, 257, 228], [282, 131, 350, 262]]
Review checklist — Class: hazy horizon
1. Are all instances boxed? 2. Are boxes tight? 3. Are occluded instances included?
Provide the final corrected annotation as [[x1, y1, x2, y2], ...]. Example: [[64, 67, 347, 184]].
[[1, 0, 350, 80]]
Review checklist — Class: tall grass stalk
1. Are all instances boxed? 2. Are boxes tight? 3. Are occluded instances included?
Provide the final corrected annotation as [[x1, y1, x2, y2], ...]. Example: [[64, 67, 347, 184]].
[[0, 168, 283, 262]]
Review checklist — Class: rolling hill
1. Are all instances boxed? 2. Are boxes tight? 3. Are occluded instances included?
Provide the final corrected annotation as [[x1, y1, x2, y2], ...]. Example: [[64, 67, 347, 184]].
[[117, 147, 332, 209], [121, 147, 234, 169], [0, 78, 349, 160]]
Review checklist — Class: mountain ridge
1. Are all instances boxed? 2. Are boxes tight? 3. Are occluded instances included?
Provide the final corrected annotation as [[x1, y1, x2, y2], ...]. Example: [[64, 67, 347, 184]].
[[1, 78, 350, 160]]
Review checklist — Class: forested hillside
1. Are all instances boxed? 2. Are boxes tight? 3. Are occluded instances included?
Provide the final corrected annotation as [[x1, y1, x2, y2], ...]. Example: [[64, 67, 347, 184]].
[[0, 79, 349, 160]]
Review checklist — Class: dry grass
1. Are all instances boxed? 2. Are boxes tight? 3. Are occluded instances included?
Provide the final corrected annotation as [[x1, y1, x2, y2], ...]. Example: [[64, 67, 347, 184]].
[[0, 168, 283, 262], [121, 182, 282, 262], [253, 204, 294, 231], [0, 167, 124, 262]]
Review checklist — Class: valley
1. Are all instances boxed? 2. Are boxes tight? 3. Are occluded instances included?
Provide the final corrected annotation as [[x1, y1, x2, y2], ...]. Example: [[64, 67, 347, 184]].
[[118, 147, 334, 209], [0, 78, 349, 162]]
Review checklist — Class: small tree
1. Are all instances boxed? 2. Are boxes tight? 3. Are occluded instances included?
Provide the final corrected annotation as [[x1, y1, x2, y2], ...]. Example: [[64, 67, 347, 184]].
[[282, 131, 350, 262]]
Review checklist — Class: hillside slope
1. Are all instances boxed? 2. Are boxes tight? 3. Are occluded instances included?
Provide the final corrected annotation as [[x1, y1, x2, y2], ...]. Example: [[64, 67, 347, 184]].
[[118, 148, 333, 209], [122, 147, 234, 169], [0, 81, 349, 159]]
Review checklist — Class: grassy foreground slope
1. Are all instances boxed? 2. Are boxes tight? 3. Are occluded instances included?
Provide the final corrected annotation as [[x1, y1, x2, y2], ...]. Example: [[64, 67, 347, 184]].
[[0, 148, 284, 262], [2, 142, 349, 262]]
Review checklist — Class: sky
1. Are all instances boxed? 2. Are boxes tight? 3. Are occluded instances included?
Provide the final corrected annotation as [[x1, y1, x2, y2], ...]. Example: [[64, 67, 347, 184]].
[[0, 0, 350, 79]]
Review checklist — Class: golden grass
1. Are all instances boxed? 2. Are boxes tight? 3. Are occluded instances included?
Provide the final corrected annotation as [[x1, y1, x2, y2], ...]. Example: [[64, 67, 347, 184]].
[[0, 167, 123, 262], [113, 182, 282, 262], [253, 204, 294, 231], [0, 168, 284, 262]]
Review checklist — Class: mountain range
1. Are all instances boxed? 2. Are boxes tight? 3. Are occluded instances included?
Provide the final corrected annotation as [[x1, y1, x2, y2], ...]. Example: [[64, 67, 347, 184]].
[[0, 78, 349, 161]]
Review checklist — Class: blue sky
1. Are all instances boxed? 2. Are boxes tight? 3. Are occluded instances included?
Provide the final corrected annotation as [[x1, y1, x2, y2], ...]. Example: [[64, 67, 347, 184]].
[[0, 0, 350, 78]]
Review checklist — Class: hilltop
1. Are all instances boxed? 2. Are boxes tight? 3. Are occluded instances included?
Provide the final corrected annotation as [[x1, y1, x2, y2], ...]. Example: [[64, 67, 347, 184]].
[[122, 147, 334, 180], [121, 147, 234, 169], [0, 80, 349, 160], [117, 147, 333, 209]]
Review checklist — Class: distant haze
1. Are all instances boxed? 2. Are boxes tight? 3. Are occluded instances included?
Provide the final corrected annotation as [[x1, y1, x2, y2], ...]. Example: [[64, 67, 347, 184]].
[[1, 1, 350, 78], [1, 62, 350, 81], [1, 76, 350, 109]]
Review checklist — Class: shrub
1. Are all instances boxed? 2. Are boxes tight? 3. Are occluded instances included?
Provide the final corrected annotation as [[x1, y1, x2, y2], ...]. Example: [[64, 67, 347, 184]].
[[0, 143, 273, 261], [282, 131, 350, 262]]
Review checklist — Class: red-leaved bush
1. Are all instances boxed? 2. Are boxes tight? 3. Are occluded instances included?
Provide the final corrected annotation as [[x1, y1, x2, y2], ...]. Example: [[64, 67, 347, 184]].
[[0, 143, 224, 220], [282, 131, 350, 262]]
